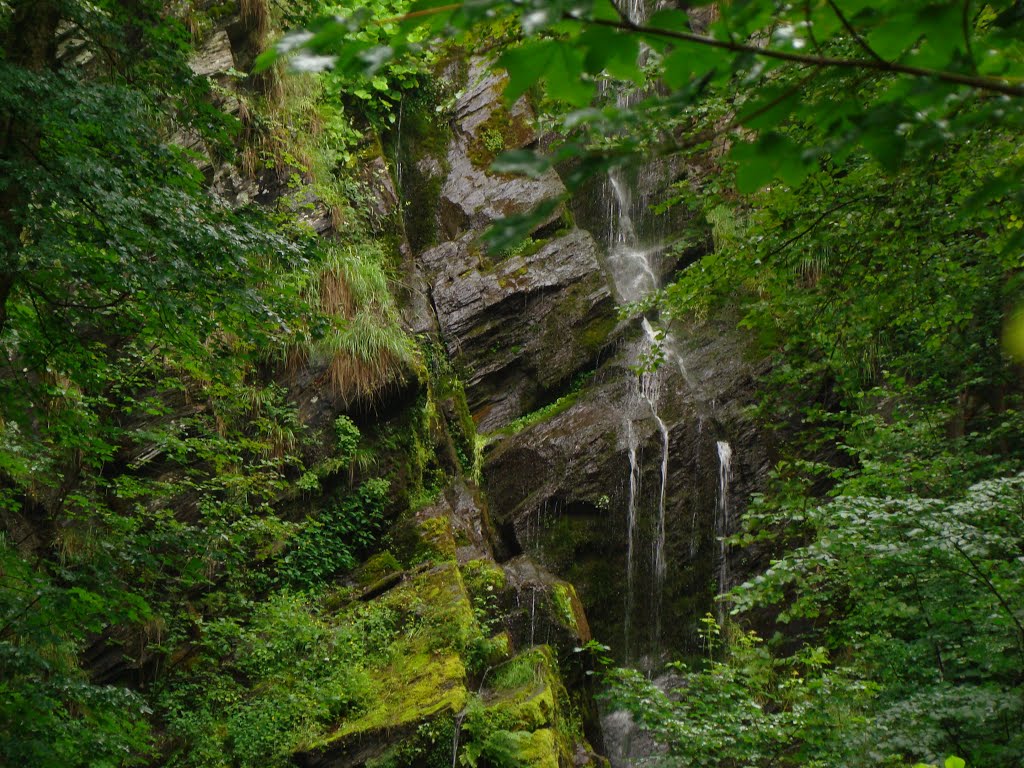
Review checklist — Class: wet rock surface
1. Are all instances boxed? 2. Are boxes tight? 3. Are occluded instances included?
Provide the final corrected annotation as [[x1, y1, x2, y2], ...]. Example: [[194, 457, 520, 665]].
[[421, 229, 616, 431], [439, 60, 566, 239], [415, 57, 619, 431], [483, 316, 771, 663]]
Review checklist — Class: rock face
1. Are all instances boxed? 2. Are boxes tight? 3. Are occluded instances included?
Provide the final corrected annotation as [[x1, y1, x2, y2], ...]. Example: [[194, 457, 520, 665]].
[[438, 60, 565, 239], [422, 229, 615, 431], [483, 315, 771, 664], [415, 59, 618, 431], [401, 56, 771, 667]]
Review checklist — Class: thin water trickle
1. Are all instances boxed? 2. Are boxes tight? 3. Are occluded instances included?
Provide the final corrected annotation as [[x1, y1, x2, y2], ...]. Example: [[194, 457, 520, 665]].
[[603, 46, 677, 661], [715, 440, 733, 622], [639, 320, 671, 650], [624, 420, 640, 659], [452, 711, 466, 768]]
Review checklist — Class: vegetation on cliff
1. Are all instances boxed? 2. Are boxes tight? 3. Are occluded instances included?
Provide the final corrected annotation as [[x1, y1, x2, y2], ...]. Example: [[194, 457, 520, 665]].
[[277, 0, 1024, 765], [3, 0, 1023, 766]]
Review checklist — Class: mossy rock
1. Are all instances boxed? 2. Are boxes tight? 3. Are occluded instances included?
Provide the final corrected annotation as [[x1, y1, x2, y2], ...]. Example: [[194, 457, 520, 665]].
[[468, 728, 560, 768], [300, 564, 477, 766], [459, 646, 584, 767], [364, 716, 457, 768], [466, 103, 536, 170], [549, 582, 586, 637], [356, 551, 402, 586], [462, 558, 507, 598], [415, 514, 458, 563]]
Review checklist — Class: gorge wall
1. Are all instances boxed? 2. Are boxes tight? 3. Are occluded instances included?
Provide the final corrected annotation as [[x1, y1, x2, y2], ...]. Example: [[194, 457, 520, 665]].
[[405, 57, 771, 667]]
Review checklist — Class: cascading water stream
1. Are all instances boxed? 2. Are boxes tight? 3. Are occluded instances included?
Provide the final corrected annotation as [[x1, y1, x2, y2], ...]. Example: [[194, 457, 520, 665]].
[[715, 440, 733, 622], [624, 420, 641, 660], [640, 319, 671, 649], [600, 0, 676, 655], [609, 142, 676, 661], [602, 0, 731, 668]]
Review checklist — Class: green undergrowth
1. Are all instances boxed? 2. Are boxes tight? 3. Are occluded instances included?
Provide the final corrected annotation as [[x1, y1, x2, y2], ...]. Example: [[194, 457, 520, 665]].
[[423, 340, 479, 476], [158, 555, 482, 767], [460, 646, 582, 768], [310, 563, 474, 748]]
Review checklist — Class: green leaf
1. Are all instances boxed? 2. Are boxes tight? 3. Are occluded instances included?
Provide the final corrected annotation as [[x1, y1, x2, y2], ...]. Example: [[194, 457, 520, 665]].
[[580, 27, 642, 82], [547, 45, 596, 106], [730, 133, 810, 192], [648, 8, 692, 33], [662, 43, 723, 89], [737, 85, 802, 131], [913, 3, 965, 67], [499, 41, 557, 103], [945, 757, 966, 768], [482, 197, 565, 253], [866, 11, 921, 59]]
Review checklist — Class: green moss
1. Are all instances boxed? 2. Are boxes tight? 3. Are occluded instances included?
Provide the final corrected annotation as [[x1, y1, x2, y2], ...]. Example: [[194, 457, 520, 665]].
[[308, 564, 477, 753], [391, 88, 452, 251], [461, 558, 507, 597], [460, 647, 581, 767], [466, 104, 535, 169], [504, 729, 560, 768], [549, 583, 579, 634], [321, 651, 466, 744], [579, 314, 618, 354], [423, 340, 478, 475], [356, 551, 402, 586], [490, 654, 541, 693], [495, 372, 594, 437], [415, 515, 458, 563]]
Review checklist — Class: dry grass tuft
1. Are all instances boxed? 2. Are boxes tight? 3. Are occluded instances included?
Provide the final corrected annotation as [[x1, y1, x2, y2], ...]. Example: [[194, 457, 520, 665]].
[[239, 0, 271, 45], [284, 243, 419, 405]]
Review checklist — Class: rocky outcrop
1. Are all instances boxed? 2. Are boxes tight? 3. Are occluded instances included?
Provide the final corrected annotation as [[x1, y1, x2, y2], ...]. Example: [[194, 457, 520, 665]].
[[439, 60, 565, 239], [483, 316, 771, 663], [421, 229, 616, 431], [415, 59, 619, 431]]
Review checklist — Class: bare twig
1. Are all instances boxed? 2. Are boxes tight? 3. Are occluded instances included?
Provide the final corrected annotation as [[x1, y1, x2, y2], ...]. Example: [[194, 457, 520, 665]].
[[825, 0, 886, 64]]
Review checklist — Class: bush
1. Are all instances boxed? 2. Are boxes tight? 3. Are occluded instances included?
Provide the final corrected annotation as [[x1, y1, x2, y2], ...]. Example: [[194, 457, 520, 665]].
[[277, 478, 390, 589]]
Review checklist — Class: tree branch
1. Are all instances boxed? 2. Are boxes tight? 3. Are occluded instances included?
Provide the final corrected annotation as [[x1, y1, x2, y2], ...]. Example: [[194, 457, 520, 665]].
[[825, 0, 886, 64], [585, 16, 1024, 97]]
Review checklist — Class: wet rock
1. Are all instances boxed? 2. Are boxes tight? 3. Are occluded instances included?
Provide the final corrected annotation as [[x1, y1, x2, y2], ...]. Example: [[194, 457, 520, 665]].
[[483, 316, 771, 663], [439, 150, 566, 239], [421, 229, 616, 431], [499, 556, 592, 668], [190, 30, 234, 77], [439, 60, 566, 239]]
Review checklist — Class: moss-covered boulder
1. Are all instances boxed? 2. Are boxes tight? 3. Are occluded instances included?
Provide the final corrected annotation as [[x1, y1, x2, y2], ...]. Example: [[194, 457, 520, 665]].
[[459, 646, 605, 768], [296, 563, 476, 768]]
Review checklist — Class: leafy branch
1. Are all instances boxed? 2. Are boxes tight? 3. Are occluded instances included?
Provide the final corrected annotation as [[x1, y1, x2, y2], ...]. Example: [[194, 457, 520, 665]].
[[584, 16, 1023, 97]]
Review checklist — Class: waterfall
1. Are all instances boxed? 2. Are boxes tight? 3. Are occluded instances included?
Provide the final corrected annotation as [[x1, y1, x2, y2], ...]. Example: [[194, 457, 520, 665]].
[[640, 320, 670, 650], [624, 420, 640, 660], [715, 440, 733, 622], [606, 128, 675, 661], [599, 0, 678, 659]]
